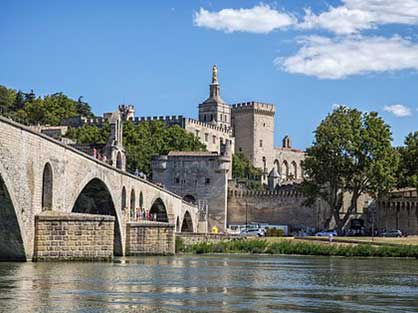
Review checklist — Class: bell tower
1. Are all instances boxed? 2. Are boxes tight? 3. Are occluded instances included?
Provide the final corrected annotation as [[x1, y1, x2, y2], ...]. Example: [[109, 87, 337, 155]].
[[198, 65, 231, 130]]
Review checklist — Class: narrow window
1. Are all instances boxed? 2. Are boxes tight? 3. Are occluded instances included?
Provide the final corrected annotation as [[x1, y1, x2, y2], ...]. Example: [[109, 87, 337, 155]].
[[205, 133, 208, 142], [260, 140, 263, 147]]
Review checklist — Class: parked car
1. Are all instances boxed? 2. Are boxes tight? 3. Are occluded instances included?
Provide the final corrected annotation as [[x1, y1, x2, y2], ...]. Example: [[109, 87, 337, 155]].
[[240, 228, 266, 237], [315, 230, 338, 237], [382, 230, 402, 237]]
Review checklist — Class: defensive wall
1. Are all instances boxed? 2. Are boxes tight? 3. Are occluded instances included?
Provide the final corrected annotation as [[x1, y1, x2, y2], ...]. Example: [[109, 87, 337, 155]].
[[227, 189, 331, 231], [375, 189, 418, 235]]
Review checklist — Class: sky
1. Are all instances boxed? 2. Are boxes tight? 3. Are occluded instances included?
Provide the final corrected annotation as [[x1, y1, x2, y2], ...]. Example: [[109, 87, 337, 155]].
[[1, 0, 418, 149]]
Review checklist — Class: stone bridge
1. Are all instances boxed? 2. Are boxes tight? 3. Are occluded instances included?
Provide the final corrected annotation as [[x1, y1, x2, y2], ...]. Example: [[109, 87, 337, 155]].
[[0, 116, 199, 261]]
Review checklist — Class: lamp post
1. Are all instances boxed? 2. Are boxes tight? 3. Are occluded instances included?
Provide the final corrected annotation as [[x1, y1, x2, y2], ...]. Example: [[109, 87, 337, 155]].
[[245, 200, 248, 230]]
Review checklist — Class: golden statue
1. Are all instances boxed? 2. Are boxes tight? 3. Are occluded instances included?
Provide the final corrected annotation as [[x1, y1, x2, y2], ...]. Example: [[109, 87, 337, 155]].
[[212, 64, 218, 84]]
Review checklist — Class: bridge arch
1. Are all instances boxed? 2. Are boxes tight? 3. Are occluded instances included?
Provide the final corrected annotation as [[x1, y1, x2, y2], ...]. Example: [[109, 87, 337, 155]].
[[181, 211, 193, 232], [183, 194, 197, 205], [42, 163, 53, 211], [0, 171, 26, 260], [149, 198, 168, 222], [72, 178, 123, 256]]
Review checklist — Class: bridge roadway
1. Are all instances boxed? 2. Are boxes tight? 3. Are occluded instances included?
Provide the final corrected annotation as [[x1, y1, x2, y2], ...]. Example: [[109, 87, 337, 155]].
[[0, 116, 198, 260]]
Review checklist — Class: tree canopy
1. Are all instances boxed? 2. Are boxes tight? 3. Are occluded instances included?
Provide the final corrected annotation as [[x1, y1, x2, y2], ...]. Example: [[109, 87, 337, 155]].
[[301, 106, 398, 231], [397, 131, 418, 188], [232, 153, 263, 190], [0, 85, 94, 125], [66, 120, 206, 176]]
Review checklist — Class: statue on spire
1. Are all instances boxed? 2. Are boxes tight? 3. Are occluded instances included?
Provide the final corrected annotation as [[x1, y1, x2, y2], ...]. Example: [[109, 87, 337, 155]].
[[212, 64, 218, 84]]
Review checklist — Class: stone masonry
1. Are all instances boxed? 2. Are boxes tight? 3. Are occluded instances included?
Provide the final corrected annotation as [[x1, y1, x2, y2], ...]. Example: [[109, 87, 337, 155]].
[[125, 221, 175, 255], [33, 211, 115, 261], [0, 116, 199, 260]]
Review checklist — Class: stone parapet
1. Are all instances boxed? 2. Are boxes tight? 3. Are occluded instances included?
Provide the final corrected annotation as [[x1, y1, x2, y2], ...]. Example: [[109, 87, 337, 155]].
[[33, 211, 115, 262], [126, 222, 175, 256], [228, 189, 302, 198], [177, 233, 241, 245]]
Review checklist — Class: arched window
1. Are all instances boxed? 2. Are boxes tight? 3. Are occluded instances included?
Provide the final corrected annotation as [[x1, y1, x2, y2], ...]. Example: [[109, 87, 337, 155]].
[[282, 161, 289, 180], [139, 192, 144, 209], [121, 186, 127, 211], [42, 163, 53, 211], [116, 152, 123, 169], [291, 161, 298, 179], [130, 189, 136, 219]]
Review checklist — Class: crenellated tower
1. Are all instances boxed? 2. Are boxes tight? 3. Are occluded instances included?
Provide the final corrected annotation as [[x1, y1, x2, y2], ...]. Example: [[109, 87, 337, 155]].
[[231, 101, 276, 183]]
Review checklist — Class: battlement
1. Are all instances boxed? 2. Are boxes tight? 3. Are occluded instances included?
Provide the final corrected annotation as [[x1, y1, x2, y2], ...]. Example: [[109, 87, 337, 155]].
[[185, 118, 232, 135], [228, 189, 302, 198], [84, 117, 106, 125], [134, 115, 185, 124], [231, 101, 275, 113], [118, 104, 134, 110]]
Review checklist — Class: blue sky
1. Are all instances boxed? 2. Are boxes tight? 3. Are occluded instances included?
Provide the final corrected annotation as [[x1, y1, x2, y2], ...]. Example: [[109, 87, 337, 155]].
[[1, 0, 418, 149]]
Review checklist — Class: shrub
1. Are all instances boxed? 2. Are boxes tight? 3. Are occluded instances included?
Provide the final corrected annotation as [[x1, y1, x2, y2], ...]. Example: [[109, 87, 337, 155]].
[[265, 228, 285, 237]]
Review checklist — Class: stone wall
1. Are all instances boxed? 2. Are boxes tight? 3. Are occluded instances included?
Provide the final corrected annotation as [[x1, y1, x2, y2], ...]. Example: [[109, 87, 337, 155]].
[[0, 116, 200, 260], [184, 118, 234, 154], [125, 221, 175, 255], [231, 102, 275, 171], [177, 233, 241, 245], [227, 190, 331, 231], [152, 152, 230, 232], [33, 212, 115, 261], [376, 196, 418, 235]]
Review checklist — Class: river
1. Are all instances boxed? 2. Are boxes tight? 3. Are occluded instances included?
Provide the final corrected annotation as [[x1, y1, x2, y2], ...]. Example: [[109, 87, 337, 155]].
[[0, 255, 417, 312]]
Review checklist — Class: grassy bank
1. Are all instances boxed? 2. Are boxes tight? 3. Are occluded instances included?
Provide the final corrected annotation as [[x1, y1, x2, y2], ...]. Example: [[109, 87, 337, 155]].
[[176, 238, 418, 258]]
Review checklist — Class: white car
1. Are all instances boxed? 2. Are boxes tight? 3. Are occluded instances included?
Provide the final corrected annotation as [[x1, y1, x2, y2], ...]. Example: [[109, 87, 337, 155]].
[[315, 230, 338, 237], [240, 228, 266, 237]]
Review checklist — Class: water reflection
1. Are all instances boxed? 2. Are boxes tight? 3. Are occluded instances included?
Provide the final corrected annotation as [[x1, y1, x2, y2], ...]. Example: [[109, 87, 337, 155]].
[[0, 255, 417, 312]]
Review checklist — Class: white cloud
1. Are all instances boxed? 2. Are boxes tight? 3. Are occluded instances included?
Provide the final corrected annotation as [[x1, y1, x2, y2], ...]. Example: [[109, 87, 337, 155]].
[[193, 4, 295, 33], [275, 35, 418, 79], [384, 104, 412, 117], [299, 0, 418, 34]]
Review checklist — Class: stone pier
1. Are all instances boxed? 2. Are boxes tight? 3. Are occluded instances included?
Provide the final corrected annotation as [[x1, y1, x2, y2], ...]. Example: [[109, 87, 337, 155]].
[[33, 211, 115, 261], [125, 222, 175, 256]]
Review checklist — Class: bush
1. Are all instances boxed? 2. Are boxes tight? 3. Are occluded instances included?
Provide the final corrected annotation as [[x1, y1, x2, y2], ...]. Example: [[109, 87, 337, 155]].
[[180, 238, 418, 258], [265, 228, 285, 237]]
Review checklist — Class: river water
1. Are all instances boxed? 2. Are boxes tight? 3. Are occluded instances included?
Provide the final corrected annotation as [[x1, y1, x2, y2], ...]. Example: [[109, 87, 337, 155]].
[[0, 255, 417, 313]]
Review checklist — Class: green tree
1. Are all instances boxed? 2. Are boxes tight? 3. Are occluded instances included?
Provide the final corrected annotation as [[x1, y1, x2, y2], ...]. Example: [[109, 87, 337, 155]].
[[301, 107, 398, 231], [397, 131, 418, 188], [123, 121, 205, 175], [65, 123, 110, 145], [0, 85, 95, 125], [232, 153, 263, 190], [66, 120, 206, 177]]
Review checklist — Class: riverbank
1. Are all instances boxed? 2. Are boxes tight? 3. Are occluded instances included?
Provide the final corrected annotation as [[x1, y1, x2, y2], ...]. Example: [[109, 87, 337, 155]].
[[176, 237, 418, 258]]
